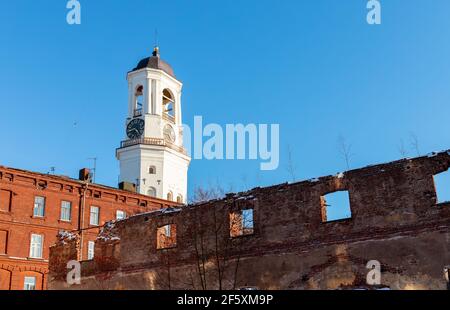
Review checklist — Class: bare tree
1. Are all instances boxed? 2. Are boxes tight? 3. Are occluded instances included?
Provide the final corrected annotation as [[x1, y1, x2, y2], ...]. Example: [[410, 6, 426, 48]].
[[398, 139, 408, 158], [409, 132, 421, 156], [285, 144, 297, 182], [186, 186, 251, 290], [337, 135, 353, 170]]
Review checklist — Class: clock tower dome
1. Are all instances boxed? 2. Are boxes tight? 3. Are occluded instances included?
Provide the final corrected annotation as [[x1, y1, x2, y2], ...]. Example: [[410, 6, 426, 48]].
[[116, 47, 191, 203]]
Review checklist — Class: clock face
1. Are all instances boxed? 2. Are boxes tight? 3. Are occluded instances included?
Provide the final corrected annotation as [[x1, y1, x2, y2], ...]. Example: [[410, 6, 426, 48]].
[[163, 124, 176, 143], [126, 118, 145, 139]]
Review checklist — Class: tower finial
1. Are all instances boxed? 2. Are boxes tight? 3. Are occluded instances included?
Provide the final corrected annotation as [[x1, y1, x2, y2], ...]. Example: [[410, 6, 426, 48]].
[[152, 46, 160, 57], [152, 28, 159, 57]]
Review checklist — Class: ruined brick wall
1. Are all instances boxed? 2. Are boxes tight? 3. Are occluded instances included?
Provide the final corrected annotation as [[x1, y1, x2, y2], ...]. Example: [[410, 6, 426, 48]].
[[48, 151, 450, 290]]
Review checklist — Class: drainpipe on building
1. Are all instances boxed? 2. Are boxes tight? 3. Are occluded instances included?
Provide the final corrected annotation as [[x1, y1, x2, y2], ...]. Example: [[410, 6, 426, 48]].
[[78, 182, 89, 261]]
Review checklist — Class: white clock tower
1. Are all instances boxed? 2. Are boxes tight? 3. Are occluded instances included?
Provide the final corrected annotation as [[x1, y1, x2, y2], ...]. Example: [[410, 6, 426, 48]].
[[116, 47, 191, 203]]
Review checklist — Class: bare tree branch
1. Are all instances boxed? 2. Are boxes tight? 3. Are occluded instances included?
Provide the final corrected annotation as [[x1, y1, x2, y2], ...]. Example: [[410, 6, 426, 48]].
[[337, 135, 353, 170], [409, 132, 421, 156], [285, 144, 297, 182], [398, 139, 408, 158]]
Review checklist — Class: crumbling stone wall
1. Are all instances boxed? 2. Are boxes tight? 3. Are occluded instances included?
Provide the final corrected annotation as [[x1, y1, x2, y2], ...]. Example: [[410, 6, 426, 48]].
[[49, 151, 450, 290]]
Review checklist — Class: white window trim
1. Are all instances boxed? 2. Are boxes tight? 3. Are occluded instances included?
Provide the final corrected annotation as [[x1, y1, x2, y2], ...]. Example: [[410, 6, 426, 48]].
[[24, 276, 36, 290], [116, 210, 126, 220], [60, 201, 72, 222], [33, 196, 45, 217], [90, 206, 100, 226], [29, 234, 43, 259], [87, 241, 95, 260]]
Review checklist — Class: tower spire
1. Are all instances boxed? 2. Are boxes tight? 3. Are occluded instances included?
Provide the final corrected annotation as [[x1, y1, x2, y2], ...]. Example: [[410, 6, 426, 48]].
[[153, 28, 159, 57]]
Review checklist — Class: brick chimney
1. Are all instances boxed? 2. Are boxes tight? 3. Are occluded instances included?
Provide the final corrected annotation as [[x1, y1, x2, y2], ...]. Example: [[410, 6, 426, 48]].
[[119, 182, 137, 193], [79, 168, 91, 182]]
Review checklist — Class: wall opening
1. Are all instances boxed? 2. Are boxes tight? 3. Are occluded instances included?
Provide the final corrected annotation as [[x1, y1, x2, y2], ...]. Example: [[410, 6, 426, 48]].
[[167, 191, 173, 201], [321, 191, 352, 222], [147, 187, 156, 197], [0, 269, 11, 290], [0, 230, 7, 255], [149, 166, 156, 175], [134, 85, 144, 117], [162, 89, 175, 119], [0, 189, 12, 212], [434, 170, 450, 203], [157, 224, 177, 249], [230, 208, 254, 238]]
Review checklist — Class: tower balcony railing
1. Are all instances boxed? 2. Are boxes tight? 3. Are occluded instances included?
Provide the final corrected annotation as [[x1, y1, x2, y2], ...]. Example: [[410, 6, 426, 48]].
[[133, 109, 143, 117], [119, 137, 187, 155]]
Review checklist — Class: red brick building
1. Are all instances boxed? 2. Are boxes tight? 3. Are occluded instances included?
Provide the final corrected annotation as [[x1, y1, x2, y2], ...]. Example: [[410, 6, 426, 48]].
[[0, 165, 174, 290]]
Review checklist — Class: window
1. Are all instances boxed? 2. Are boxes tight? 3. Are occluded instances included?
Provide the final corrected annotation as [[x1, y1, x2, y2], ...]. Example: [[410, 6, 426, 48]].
[[90, 206, 99, 226], [0, 230, 7, 254], [162, 89, 175, 118], [33, 196, 45, 217], [230, 208, 254, 238], [23, 277, 36, 290], [116, 210, 126, 220], [87, 241, 95, 260], [176, 195, 183, 203], [321, 191, 352, 222], [149, 166, 156, 174], [434, 170, 450, 203], [29, 234, 43, 259], [157, 224, 177, 249], [60, 201, 72, 222], [134, 85, 144, 117], [0, 189, 12, 212], [147, 187, 157, 197], [167, 191, 173, 201]]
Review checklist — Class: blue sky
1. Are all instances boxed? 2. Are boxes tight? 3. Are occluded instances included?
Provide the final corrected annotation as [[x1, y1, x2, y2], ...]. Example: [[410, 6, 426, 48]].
[[1, 0, 449, 200]]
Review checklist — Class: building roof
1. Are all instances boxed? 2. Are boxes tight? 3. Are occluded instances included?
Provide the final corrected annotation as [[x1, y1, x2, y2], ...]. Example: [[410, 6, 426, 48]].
[[130, 47, 176, 78], [0, 164, 176, 206]]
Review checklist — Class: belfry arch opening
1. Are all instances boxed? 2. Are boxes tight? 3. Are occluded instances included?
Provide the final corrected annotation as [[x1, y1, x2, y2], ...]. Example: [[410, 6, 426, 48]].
[[162, 89, 175, 119], [134, 85, 144, 117]]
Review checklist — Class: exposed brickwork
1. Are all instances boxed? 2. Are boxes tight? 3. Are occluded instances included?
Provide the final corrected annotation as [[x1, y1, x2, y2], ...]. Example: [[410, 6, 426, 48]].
[[0, 165, 177, 290], [49, 151, 450, 290]]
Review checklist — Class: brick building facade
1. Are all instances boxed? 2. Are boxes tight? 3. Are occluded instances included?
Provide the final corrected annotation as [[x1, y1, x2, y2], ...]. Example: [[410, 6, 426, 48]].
[[0, 165, 175, 290], [49, 151, 450, 290]]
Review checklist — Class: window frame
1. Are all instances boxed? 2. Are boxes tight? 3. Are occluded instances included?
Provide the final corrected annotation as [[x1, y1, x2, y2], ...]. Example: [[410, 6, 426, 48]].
[[29, 234, 43, 259], [33, 196, 45, 218], [116, 210, 126, 220], [23, 276, 36, 290], [90, 206, 100, 226], [60, 200, 72, 222], [87, 241, 95, 260]]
